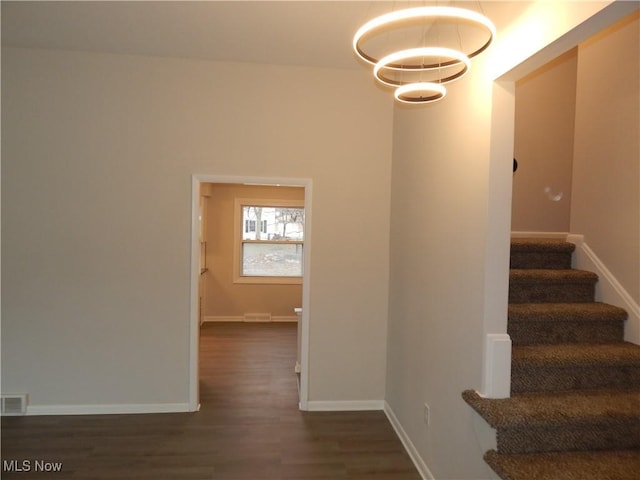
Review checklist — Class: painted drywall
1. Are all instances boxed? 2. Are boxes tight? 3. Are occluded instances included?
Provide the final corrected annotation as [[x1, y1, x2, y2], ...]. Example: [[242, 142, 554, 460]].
[[1, 48, 393, 409], [386, 2, 628, 478], [203, 183, 303, 319], [512, 49, 578, 233], [571, 11, 640, 306], [387, 65, 496, 479]]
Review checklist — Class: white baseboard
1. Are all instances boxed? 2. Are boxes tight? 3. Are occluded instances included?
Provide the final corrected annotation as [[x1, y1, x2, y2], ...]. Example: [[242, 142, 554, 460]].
[[305, 400, 385, 412], [384, 401, 435, 480], [203, 316, 243, 323], [203, 315, 298, 323], [511, 231, 569, 239], [25, 402, 191, 416], [567, 234, 640, 345], [273, 316, 298, 322]]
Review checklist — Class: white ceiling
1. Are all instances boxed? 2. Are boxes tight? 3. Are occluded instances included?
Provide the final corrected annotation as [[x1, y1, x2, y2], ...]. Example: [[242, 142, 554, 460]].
[[1, 1, 530, 70]]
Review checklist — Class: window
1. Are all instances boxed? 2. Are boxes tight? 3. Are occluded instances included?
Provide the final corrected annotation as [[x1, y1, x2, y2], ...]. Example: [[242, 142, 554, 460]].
[[234, 198, 304, 284]]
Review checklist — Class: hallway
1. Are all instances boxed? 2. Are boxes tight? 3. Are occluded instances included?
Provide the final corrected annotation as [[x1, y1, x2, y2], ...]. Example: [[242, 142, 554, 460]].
[[1, 323, 421, 479]]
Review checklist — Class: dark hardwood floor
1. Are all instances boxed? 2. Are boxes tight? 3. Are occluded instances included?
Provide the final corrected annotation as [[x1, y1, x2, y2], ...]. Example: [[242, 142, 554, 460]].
[[2, 323, 421, 479]]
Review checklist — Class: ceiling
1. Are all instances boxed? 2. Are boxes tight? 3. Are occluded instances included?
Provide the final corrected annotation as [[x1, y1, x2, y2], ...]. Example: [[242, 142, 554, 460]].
[[1, 1, 530, 70]]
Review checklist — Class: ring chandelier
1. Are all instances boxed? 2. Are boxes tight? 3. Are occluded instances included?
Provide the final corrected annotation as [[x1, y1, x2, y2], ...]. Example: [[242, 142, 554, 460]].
[[395, 82, 447, 104], [353, 5, 496, 105], [374, 47, 471, 87]]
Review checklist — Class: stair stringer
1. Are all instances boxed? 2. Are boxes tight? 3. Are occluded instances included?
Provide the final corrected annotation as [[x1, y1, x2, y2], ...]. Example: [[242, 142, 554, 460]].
[[567, 234, 640, 345], [472, 410, 502, 480]]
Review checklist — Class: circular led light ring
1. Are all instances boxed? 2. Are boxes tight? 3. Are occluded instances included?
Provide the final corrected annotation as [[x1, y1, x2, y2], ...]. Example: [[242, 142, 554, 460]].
[[394, 82, 447, 104], [353, 6, 496, 68], [374, 47, 471, 87]]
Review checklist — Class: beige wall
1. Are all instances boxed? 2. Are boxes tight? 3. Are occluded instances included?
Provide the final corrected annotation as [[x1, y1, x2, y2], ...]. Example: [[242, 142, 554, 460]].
[[571, 11, 640, 305], [1, 47, 393, 409], [203, 183, 303, 318], [512, 49, 578, 233]]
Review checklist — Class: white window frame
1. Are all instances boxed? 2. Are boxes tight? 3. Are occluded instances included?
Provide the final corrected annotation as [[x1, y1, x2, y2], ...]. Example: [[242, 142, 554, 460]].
[[233, 198, 304, 285]]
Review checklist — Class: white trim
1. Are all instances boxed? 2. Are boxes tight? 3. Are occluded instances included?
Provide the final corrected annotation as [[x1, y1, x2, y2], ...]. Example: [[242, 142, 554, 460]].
[[305, 400, 385, 412], [482, 79, 514, 408], [480, 333, 512, 399], [299, 182, 312, 411], [202, 315, 298, 323], [511, 231, 570, 239], [190, 174, 312, 412], [567, 234, 640, 345], [26, 403, 190, 416], [384, 402, 435, 480], [189, 176, 201, 412]]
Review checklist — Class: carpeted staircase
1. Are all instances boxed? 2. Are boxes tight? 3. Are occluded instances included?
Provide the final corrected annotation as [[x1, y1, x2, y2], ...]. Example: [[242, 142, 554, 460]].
[[463, 238, 640, 480]]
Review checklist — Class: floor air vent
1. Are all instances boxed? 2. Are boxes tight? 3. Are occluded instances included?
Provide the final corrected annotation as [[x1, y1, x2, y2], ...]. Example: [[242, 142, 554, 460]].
[[244, 313, 272, 322], [1, 394, 27, 416]]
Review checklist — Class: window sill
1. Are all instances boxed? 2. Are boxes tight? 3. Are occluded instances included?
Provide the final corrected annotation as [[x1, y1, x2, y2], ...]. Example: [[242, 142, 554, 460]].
[[233, 276, 302, 285]]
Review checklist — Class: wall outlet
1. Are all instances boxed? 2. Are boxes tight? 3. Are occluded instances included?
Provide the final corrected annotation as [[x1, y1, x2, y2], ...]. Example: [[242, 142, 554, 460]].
[[423, 402, 430, 425]]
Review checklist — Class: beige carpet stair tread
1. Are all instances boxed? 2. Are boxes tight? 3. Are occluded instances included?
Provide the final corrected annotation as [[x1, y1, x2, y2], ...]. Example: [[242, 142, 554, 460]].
[[508, 302, 628, 322], [462, 389, 640, 429], [512, 342, 640, 367], [484, 449, 640, 480]]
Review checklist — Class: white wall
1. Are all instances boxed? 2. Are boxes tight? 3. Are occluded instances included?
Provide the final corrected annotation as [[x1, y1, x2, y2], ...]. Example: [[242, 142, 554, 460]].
[[387, 66, 496, 479], [509, 10, 639, 309], [385, 1, 631, 478], [512, 49, 578, 233], [1, 47, 393, 411], [571, 11, 640, 306]]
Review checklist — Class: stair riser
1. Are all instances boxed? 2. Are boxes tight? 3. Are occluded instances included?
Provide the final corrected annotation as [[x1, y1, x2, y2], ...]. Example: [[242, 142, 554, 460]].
[[508, 321, 624, 346], [511, 366, 640, 393], [510, 252, 572, 270], [509, 283, 595, 303], [497, 424, 640, 454]]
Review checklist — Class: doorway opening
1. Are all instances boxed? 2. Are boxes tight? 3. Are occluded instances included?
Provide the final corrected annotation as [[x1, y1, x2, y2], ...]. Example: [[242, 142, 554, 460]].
[[189, 175, 311, 411]]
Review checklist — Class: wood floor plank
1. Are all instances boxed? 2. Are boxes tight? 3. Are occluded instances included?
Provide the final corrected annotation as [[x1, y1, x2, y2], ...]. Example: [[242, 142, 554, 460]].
[[2, 323, 421, 479]]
